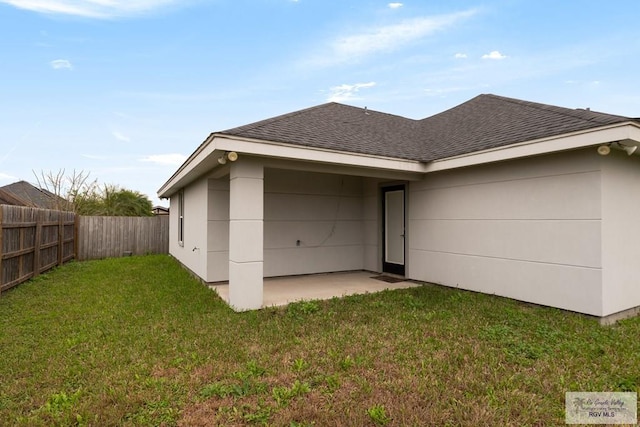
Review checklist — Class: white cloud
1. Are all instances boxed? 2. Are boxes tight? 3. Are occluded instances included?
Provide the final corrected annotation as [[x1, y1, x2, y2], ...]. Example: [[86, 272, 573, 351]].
[[81, 154, 107, 160], [565, 79, 601, 87], [388, 2, 403, 8], [0, 172, 18, 182], [481, 50, 507, 60], [112, 131, 130, 142], [424, 86, 466, 96], [327, 82, 376, 102], [140, 153, 187, 166], [307, 9, 476, 67], [335, 11, 475, 58], [0, 0, 186, 18], [50, 59, 72, 70], [454, 53, 467, 59]]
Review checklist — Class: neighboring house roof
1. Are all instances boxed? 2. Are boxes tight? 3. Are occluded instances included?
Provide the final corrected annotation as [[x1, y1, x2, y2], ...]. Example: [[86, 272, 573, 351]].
[[0, 188, 30, 206], [220, 94, 636, 162], [152, 206, 169, 215], [0, 181, 63, 209]]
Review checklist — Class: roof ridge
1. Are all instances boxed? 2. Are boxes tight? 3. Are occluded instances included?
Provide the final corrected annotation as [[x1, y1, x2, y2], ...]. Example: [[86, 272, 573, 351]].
[[221, 103, 339, 134], [221, 102, 420, 136], [377, 111, 420, 122], [351, 104, 420, 122], [483, 93, 630, 124]]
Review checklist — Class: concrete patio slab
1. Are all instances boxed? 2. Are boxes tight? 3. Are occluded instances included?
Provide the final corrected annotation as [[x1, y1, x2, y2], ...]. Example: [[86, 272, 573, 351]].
[[209, 270, 421, 308]]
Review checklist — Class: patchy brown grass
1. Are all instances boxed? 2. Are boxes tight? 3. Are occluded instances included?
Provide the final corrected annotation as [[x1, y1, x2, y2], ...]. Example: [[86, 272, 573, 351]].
[[0, 255, 639, 426]]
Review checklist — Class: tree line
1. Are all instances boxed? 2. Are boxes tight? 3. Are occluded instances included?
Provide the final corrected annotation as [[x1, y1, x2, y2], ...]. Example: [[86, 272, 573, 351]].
[[34, 170, 154, 216]]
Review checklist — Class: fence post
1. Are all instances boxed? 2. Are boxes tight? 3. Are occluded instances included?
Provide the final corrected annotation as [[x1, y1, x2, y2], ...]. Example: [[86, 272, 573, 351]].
[[18, 207, 24, 283], [58, 213, 64, 267], [74, 215, 80, 261], [33, 210, 43, 278]]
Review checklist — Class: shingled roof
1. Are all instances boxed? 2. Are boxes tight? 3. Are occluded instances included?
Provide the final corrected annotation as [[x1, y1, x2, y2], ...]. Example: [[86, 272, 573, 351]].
[[220, 94, 636, 162], [221, 102, 423, 160], [0, 181, 62, 209], [0, 188, 29, 206], [416, 94, 634, 161]]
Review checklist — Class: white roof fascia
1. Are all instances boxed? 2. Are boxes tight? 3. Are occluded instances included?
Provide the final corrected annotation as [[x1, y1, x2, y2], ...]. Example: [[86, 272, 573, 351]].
[[158, 134, 426, 198], [424, 122, 640, 173], [159, 122, 640, 197], [213, 135, 427, 173], [157, 134, 219, 198]]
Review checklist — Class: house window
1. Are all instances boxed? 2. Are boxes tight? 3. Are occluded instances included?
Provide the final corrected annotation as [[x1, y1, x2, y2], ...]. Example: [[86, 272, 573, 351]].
[[178, 189, 184, 247]]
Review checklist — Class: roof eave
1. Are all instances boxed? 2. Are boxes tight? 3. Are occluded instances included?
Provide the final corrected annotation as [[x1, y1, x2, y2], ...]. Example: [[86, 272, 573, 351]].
[[157, 133, 427, 198], [158, 121, 640, 198], [157, 133, 221, 198], [424, 121, 640, 173]]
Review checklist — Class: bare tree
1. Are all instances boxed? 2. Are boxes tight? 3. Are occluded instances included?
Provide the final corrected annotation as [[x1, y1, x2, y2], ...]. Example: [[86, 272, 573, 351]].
[[33, 169, 99, 212], [33, 170, 153, 216]]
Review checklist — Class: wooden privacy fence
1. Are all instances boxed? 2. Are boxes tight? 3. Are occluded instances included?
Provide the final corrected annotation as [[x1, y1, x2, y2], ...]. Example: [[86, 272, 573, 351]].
[[1, 206, 170, 295], [0, 205, 76, 294], [76, 215, 169, 261]]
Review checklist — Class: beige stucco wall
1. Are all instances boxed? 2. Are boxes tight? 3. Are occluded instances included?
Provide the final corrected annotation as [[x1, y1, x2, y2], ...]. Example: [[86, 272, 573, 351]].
[[601, 149, 640, 316], [362, 178, 383, 272], [206, 177, 230, 282], [263, 168, 366, 277], [170, 167, 384, 283], [169, 177, 209, 279], [408, 149, 604, 316], [165, 145, 640, 318]]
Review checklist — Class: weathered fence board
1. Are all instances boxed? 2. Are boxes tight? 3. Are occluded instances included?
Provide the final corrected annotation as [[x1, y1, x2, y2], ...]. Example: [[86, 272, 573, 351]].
[[0, 205, 75, 294], [1, 208, 169, 294], [76, 215, 169, 260]]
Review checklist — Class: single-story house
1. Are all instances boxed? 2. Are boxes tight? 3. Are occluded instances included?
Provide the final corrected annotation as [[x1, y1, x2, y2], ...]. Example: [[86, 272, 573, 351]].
[[158, 94, 640, 323]]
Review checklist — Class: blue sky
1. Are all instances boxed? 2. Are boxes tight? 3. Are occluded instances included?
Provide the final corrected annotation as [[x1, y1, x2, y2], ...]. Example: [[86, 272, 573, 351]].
[[1, 0, 639, 206]]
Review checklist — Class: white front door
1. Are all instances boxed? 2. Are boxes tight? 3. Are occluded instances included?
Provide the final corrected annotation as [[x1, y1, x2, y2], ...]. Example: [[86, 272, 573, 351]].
[[383, 186, 405, 275]]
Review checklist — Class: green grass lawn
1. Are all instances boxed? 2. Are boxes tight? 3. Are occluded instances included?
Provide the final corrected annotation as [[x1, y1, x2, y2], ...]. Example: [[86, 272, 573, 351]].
[[0, 255, 638, 426]]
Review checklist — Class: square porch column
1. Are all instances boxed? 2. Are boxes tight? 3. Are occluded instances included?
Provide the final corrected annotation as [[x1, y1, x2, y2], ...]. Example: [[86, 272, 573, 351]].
[[228, 159, 264, 310]]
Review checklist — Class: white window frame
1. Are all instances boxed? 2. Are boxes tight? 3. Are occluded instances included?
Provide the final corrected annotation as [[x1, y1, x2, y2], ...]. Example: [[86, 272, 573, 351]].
[[178, 189, 184, 247]]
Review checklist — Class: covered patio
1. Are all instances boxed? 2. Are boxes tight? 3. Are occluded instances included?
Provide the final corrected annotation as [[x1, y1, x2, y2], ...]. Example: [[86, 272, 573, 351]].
[[209, 271, 422, 308], [194, 157, 422, 311]]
